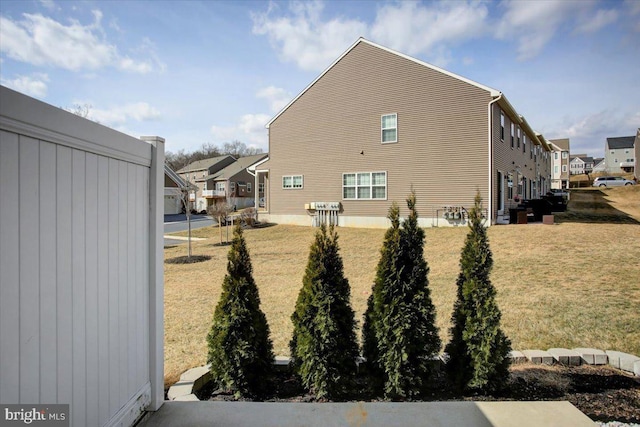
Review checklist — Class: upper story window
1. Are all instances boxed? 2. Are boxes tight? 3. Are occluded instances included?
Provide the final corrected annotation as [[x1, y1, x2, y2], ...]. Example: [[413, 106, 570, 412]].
[[500, 112, 505, 141], [510, 123, 515, 148], [517, 127, 521, 148], [247, 182, 252, 192], [381, 114, 397, 143], [522, 134, 526, 153], [562, 152, 568, 159], [343, 171, 387, 200], [555, 152, 559, 160], [283, 175, 303, 189]]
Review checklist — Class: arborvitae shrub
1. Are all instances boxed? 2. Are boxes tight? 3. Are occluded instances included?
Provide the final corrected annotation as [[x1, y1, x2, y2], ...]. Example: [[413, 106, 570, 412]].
[[207, 223, 274, 398], [445, 192, 511, 393], [290, 224, 359, 399], [363, 193, 441, 399]]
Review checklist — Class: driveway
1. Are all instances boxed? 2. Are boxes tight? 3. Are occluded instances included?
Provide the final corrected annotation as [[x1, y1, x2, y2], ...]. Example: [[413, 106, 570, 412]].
[[164, 214, 215, 247]]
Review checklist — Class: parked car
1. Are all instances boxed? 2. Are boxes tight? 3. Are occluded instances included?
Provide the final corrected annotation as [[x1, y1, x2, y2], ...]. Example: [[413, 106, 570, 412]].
[[592, 176, 635, 187]]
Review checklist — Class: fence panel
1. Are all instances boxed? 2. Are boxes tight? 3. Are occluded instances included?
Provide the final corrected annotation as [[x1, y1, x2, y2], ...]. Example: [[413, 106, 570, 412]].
[[0, 86, 163, 427]]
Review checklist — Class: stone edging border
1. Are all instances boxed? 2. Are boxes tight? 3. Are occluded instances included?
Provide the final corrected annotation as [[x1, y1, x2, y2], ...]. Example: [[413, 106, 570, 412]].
[[167, 349, 640, 401]]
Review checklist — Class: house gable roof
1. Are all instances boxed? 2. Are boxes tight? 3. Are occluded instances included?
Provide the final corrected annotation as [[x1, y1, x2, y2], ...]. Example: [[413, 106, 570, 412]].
[[548, 138, 570, 151], [265, 37, 500, 129], [606, 136, 634, 150], [208, 153, 268, 181], [264, 37, 552, 152], [176, 155, 235, 174], [164, 164, 196, 190]]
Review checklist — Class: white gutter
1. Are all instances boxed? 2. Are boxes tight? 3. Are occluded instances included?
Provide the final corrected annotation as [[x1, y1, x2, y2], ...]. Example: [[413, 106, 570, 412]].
[[487, 93, 503, 225]]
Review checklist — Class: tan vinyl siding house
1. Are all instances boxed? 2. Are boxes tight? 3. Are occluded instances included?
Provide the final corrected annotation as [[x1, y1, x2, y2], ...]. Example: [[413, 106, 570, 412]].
[[257, 38, 551, 227]]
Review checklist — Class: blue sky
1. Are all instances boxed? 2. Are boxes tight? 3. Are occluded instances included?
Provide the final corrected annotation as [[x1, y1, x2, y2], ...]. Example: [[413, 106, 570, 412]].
[[1, 0, 638, 158]]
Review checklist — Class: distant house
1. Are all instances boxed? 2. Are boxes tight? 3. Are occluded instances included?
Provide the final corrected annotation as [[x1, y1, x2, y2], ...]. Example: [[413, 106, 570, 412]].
[[255, 38, 552, 227], [592, 157, 606, 173], [605, 136, 635, 173], [205, 153, 268, 210], [164, 164, 191, 214], [569, 155, 594, 175], [549, 138, 570, 189], [176, 155, 235, 211]]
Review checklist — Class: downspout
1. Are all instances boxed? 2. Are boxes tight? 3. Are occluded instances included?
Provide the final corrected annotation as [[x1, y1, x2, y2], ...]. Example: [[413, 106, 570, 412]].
[[487, 93, 503, 225]]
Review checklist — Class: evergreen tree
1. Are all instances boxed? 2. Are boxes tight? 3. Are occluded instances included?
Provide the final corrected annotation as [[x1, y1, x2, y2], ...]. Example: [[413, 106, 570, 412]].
[[362, 202, 401, 391], [445, 192, 511, 393], [363, 192, 441, 399], [207, 223, 274, 398], [290, 224, 359, 399]]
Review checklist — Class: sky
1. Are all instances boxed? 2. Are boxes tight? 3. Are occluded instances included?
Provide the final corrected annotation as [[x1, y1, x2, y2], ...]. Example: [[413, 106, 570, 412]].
[[1, 0, 638, 158]]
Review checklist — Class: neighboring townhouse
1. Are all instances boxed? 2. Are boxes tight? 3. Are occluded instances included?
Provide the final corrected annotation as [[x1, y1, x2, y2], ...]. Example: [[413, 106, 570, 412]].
[[569, 155, 594, 175], [605, 136, 635, 173], [549, 138, 570, 189], [177, 155, 235, 211], [164, 163, 193, 214], [205, 153, 268, 210], [635, 129, 640, 181], [255, 38, 552, 228], [592, 158, 606, 173]]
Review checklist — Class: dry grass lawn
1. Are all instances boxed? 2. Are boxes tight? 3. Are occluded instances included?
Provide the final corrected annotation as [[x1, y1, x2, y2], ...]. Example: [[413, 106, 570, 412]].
[[164, 188, 640, 388]]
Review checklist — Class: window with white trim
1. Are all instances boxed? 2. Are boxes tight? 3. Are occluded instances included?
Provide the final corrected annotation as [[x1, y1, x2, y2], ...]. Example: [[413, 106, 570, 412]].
[[510, 123, 515, 148], [500, 112, 505, 141], [259, 183, 264, 193], [562, 152, 568, 159], [282, 175, 303, 189], [247, 182, 252, 192], [562, 165, 567, 173], [343, 172, 386, 200], [517, 127, 521, 148], [381, 114, 397, 143]]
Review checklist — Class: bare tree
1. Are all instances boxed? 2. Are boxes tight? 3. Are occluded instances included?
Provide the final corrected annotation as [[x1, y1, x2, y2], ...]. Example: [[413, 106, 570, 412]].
[[208, 201, 234, 245], [179, 178, 196, 258]]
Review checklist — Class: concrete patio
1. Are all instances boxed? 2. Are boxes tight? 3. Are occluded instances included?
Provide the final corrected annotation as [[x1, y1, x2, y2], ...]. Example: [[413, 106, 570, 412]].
[[137, 401, 595, 427]]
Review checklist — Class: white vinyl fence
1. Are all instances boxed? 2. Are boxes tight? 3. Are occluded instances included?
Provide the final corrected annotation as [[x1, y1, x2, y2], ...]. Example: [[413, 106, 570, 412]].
[[0, 86, 164, 427]]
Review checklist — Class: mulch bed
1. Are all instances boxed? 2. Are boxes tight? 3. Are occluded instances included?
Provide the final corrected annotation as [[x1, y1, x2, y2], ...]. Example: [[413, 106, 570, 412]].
[[196, 364, 640, 423], [164, 255, 212, 264]]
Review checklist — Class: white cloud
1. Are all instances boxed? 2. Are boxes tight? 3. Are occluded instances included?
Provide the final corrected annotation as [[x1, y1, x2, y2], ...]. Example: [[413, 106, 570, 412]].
[[371, 1, 488, 60], [495, 1, 588, 61], [85, 102, 161, 126], [252, 1, 488, 70], [256, 85, 292, 113], [0, 11, 161, 73], [211, 113, 271, 150], [252, 0, 366, 71], [574, 8, 618, 34], [39, 0, 57, 11], [1, 73, 49, 97], [550, 109, 640, 156]]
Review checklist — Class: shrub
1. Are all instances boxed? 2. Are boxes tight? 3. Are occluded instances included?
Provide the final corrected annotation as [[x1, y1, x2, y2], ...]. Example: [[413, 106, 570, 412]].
[[207, 223, 274, 398], [290, 224, 359, 399], [363, 193, 441, 399], [445, 192, 511, 393]]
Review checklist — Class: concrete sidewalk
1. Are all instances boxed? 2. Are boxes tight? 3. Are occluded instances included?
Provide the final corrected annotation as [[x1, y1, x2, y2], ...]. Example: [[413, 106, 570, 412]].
[[138, 401, 595, 427]]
